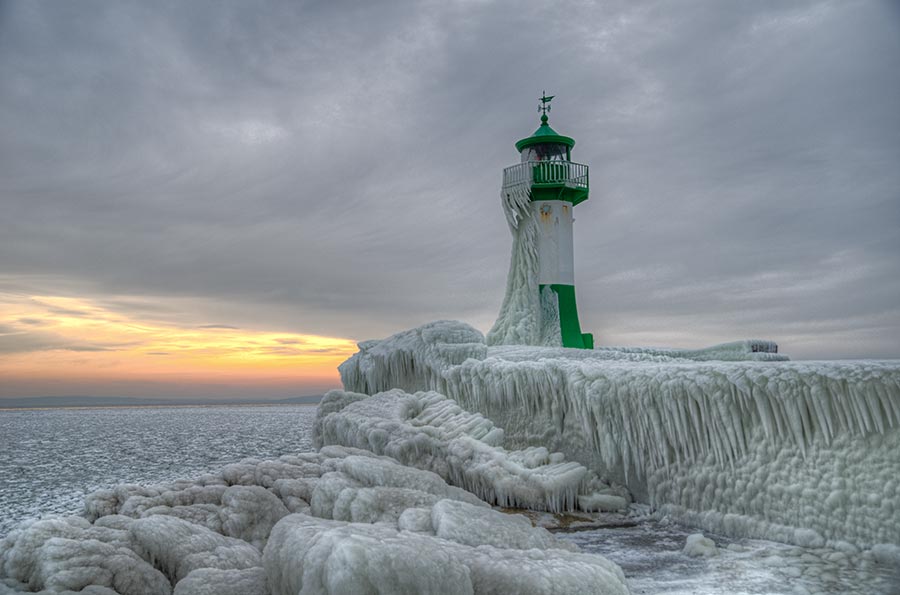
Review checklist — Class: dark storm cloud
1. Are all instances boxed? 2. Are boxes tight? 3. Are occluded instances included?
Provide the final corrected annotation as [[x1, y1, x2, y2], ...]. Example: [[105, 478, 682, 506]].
[[0, 0, 897, 358]]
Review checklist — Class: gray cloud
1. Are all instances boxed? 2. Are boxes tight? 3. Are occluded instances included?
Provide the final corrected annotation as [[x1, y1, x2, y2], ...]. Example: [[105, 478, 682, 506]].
[[0, 328, 119, 354], [0, 0, 897, 360]]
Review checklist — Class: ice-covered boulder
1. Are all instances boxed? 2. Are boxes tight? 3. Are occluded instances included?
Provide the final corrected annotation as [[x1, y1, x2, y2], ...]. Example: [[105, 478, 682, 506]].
[[172, 567, 267, 595], [263, 514, 474, 595], [682, 533, 719, 557], [2, 431, 630, 595], [263, 513, 629, 595], [216, 486, 289, 550], [0, 517, 170, 595], [427, 499, 569, 551], [129, 516, 262, 583], [315, 388, 628, 512]]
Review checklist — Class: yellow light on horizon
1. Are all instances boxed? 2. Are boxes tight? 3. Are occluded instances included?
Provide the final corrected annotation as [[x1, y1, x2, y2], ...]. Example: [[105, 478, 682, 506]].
[[0, 293, 358, 397]]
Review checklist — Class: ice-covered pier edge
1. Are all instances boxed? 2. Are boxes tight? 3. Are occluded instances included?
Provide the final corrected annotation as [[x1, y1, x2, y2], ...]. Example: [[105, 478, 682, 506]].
[[339, 320, 900, 549]]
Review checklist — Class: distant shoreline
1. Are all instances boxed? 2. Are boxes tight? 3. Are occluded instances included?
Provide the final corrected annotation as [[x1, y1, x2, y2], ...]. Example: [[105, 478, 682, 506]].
[[0, 395, 324, 411], [0, 402, 319, 412]]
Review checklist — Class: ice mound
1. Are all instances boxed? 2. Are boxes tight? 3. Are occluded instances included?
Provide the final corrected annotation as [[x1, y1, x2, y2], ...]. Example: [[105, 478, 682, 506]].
[[314, 388, 629, 512], [129, 515, 262, 583], [0, 516, 170, 595], [1, 437, 629, 594], [265, 512, 628, 595], [339, 320, 900, 548], [172, 567, 267, 595], [340, 320, 487, 396], [682, 533, 719, 558], [427, 499, 567, 550]]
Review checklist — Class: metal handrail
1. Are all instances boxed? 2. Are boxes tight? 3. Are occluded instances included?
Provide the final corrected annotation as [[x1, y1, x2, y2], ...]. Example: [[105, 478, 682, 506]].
[[502, 160, 589, 190]]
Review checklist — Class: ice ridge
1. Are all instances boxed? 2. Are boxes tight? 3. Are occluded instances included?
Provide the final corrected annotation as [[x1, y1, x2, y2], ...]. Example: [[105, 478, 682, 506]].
[[314, 389, 629, 513]]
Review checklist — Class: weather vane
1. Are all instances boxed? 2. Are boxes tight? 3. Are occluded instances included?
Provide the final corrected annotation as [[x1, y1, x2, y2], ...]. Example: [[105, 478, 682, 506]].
[[538, 90, 555, 115]]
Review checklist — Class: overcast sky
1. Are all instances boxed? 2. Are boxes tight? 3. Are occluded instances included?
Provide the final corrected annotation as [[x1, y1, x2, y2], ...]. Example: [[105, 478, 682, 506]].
[[1, 0, 899, 384]]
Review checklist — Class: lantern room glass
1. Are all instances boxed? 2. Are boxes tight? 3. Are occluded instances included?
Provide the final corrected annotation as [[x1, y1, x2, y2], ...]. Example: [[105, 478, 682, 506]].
[[520, 143, 569, 163]]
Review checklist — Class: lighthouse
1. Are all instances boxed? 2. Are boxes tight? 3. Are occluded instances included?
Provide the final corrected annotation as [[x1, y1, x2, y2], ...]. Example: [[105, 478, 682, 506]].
[[487, 93, 593, 349]]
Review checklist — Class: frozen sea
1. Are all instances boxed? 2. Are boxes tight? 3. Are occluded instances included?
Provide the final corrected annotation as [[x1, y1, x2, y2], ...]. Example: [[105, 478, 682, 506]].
[[1, 404, 897, 594], [0, 404, 317, 537]]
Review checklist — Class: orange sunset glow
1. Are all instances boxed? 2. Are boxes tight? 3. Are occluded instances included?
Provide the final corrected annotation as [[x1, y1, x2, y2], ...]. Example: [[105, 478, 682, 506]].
[[0, 293, 358, 398]]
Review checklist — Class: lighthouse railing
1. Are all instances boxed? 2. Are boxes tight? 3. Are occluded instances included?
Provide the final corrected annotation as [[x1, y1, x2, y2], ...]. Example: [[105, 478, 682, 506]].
[[502, 161, 589, 191]]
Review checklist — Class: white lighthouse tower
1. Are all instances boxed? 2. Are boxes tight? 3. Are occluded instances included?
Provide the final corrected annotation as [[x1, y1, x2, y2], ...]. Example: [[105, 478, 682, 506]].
[[488, 93, 593, 349]]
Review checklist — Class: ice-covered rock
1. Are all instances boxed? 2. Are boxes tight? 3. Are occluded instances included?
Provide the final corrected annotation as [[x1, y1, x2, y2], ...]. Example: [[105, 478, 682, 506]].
[[683, 533, 719, 557], [264, 514, 474, 595], [216, 486, 289, 550], [578, 493, 629, 512], [129, 516, 261, 583], [870, 543, 900, 567], [0, 517, 170, 595], [315, 388, 624, 512], [2, 431, 630, 595], [264, 513, 629, 595], [332, 487, 442, 524], [428, 499, 570, 551], [172, 567, 267, 595]]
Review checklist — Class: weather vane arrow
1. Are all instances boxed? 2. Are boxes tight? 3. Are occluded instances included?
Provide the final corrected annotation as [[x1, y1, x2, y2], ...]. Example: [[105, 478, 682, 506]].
[[538, 91, 555, 115]]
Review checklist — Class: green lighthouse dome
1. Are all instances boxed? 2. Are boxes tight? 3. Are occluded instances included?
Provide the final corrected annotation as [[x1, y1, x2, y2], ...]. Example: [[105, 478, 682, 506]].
[[514, 113, 576, 156]]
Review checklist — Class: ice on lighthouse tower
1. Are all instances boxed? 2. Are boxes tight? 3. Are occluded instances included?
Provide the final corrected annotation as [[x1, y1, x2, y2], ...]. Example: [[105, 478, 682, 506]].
[[488, 93, 594, 349]]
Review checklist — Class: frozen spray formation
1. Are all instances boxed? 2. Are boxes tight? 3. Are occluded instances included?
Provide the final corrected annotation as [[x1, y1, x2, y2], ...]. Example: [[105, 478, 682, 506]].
[[340, 320, 900, 549], [0, 437, 630, 594], [314, 389, 629, 513], [486, 170, 547, 347]]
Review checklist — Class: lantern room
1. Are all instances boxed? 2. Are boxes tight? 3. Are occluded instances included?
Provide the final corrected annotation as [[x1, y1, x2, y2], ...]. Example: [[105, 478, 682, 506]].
[[503, 98, 589, 207]]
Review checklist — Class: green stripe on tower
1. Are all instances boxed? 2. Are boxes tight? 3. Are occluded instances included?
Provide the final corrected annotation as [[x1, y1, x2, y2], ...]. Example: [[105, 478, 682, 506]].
[[541, 284, 593, 349]]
